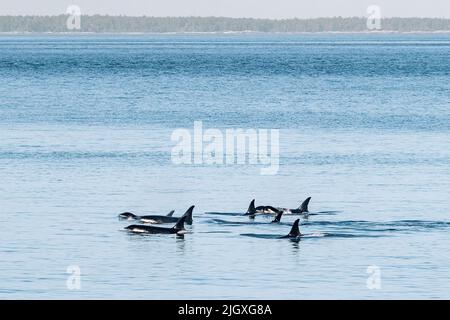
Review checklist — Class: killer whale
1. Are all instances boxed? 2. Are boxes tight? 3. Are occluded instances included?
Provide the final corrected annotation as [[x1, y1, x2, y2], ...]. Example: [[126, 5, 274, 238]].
[[278, 197, 311, 215], [118, 210, 174, 220], [244, 199, 279, 216], [280, 219, 302, 239], [125, 214, 188, 235], [119, 206, 194, 225], [240, 218, 303, 240], [212, 210, 283, 226], [139, 206, 194, 225]]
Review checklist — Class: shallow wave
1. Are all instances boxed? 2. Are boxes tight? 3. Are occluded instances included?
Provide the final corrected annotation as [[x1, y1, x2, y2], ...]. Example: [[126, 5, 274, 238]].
[[304, 220, 450, 231], [0, 151, 169, 160], [209, 218, 290, 226], [240, 232, 384, 239]]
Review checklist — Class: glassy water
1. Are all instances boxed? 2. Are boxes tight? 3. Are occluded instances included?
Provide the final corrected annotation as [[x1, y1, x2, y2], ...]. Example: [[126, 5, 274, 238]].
[[0, 33, 449, 299]]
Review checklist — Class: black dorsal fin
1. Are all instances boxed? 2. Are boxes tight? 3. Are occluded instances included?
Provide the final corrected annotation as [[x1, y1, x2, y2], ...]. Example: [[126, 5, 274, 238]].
[[272, 210, 283, 223], [287, 219, 301, 237], [173, 215, 187, 230], [181, 205, 195, 225], [245, 199, 256, 215], [299, 197, 311, 213], [166, 210, 175, 217]]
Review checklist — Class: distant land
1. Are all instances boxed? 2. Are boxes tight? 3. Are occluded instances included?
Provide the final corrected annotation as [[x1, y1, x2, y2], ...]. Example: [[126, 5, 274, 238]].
[[1, 16, 450, 33]]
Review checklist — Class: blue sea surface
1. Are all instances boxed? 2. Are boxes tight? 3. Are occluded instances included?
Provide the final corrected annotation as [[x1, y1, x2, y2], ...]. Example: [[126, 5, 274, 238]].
[[0, 33, 449, 299]]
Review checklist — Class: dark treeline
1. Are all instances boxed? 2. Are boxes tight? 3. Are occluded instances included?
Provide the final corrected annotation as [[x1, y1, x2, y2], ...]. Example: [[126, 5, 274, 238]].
[[1, 15, 450, 33]]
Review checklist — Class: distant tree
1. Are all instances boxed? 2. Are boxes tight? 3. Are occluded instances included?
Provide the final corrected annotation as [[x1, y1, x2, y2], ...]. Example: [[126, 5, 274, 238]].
[[0, 16, 449, 33]]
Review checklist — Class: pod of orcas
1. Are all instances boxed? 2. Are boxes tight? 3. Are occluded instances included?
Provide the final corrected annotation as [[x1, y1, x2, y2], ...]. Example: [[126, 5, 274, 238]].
[[118, 197, 312, 239], [245, 197, 311, 216]]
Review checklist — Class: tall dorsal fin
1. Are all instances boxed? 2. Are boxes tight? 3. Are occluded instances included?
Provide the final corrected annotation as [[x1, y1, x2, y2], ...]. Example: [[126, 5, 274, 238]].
[[166, 210, 175, 217], [287, 219, 301, 237], [245, 199, 256, 215], [173, 215, 187, 230], [299, 197, 311, 213], [181, 205, 195, 225]]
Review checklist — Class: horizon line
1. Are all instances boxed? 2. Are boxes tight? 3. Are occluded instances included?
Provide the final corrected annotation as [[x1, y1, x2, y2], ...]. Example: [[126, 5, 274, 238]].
[[1, 15, 450, 20]]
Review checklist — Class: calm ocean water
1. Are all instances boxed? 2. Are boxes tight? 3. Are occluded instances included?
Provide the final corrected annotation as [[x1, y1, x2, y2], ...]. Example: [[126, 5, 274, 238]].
[[0, 33, 449, 299]]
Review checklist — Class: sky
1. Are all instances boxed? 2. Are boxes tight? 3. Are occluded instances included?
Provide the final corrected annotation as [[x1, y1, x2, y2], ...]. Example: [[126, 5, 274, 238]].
[[0, 0, 449, 18]]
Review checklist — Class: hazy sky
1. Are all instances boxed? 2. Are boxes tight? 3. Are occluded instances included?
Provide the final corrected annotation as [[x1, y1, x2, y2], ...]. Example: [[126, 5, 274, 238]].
[[1, 0, 449, 18]]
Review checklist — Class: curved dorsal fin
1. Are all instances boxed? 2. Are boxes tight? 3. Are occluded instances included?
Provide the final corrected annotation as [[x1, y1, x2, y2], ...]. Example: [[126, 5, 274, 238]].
[[299, 197, 311, 213], [272, 210, 283, 223], [166, 210, 175, 217], [173, 215, 187, 230], [181, 205, 195, 224], [245, 199, 256, 215], [287, 219, 301, 237]]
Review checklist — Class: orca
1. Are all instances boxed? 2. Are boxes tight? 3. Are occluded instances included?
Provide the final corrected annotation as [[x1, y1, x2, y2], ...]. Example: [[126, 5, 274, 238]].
[[139, 206, 194, 225], [118, 212, 140, 220], [279, 197, 311, 214], [256, 205, 280, 214], [125, 215, 188, 235], [213, 208, 283, 225], [119, 210, 174, 220], [244, 199, 279, 216], [119, 207, 194, 225], [280, 219, 302, 239], [239, 218, 303, 240]]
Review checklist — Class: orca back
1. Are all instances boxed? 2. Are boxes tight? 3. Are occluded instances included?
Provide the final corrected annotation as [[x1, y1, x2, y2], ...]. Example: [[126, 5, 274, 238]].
[[119, 212, 138, 220]]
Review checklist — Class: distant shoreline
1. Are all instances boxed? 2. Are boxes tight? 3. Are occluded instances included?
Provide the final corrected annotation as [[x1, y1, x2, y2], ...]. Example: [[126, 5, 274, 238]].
[[1, 16, 450, 33], [2, 31, 450, 36]]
